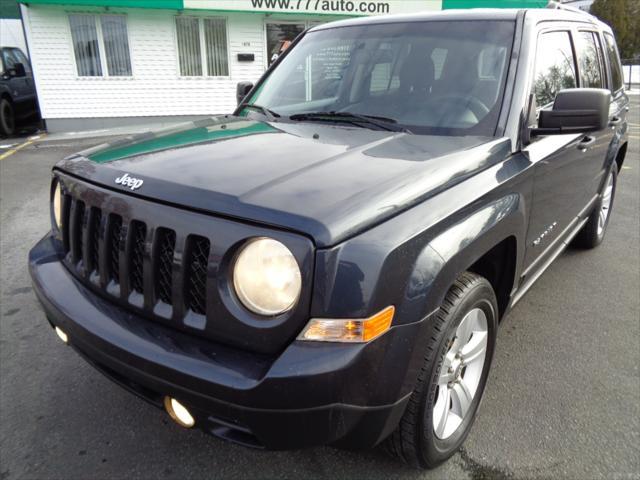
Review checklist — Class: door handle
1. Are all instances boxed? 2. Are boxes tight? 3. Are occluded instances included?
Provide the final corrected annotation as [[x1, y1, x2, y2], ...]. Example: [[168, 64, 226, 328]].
[[577, 135, 596, 151], [609, 116, 622, 126]]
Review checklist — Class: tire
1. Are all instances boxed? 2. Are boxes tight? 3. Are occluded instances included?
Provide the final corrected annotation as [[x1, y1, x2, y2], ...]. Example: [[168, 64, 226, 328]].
[[0, 98, 15, 137], [572, 162, 618, 249], [385, 272, 498, 469]]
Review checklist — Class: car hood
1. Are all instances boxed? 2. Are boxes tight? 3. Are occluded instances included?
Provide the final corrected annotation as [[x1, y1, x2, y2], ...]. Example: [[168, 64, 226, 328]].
[[58, 116, 511, 247]]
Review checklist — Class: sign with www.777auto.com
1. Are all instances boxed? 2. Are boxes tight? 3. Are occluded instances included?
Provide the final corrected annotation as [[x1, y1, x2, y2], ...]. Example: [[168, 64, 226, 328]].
[[182, 0, 442, 16]]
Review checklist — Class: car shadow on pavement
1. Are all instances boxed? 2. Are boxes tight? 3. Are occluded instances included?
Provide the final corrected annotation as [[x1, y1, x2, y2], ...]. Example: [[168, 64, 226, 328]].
[[22, 347, 466, 480]]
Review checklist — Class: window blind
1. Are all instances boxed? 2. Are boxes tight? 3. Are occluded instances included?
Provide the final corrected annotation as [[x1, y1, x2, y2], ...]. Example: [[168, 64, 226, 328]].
[[69, 14, 103, 77], [176, 17, 202, 76], [204, 18, 228, 77], [101, 15, 132, 76]]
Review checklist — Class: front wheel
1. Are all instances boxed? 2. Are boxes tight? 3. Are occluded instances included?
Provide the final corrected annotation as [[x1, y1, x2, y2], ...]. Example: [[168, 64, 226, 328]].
[[385, 272, 498, 469], [572, 163, 618, 249]]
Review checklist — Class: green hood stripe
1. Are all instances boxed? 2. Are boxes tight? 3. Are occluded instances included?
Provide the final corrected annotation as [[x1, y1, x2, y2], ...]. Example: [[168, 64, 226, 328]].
[[89, 121, 276, 163]]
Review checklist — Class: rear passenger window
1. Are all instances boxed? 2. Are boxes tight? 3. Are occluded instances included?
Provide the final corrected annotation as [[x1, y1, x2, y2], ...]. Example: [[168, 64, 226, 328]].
[[603, 32, 623, 92], [577, 31, 604, 88], [533, 31, 577, 108]]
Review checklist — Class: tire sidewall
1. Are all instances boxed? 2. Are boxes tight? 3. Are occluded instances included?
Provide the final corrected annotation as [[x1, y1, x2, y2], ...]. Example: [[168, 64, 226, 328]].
[[595, 162, 618, 244], [0, 98, 15, 136], [420, 281, 498, 465]]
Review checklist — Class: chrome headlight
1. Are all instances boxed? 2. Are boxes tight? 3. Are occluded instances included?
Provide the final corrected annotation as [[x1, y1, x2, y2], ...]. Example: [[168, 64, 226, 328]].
[[233, 237, 302, 316], [52, 181, 63, 231]]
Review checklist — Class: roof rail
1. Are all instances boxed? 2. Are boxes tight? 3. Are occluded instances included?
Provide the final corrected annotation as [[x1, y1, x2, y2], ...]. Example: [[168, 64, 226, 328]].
[[546, 1, 589, 15]]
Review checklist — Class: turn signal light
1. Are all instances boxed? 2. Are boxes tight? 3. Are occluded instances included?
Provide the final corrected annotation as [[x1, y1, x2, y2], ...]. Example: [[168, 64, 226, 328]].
[[298, 306, 395, 343]]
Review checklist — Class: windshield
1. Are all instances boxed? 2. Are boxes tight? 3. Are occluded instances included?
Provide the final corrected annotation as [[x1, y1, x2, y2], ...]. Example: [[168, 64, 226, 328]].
[[247, 20, 515, 136]]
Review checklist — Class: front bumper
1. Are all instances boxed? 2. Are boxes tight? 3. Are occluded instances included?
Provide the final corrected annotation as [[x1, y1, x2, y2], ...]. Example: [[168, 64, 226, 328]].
[[29, 234, 430, 450]]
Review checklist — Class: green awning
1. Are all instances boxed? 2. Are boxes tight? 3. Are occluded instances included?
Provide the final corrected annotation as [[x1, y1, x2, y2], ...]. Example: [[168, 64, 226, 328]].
[[17, 0, 182, 9], [1, 0, 21, 19], [17, 0, 549, 12]]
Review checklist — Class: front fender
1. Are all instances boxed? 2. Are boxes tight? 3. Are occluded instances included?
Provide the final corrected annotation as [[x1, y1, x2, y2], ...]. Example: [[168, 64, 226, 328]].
[[311, 189, 529, 326], [309, 192, 527, 408]]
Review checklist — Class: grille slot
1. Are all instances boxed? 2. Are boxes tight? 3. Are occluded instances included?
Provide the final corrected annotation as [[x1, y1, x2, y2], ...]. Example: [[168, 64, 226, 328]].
[[88, 207, 102, 275], [72, 200, 86, 265], [61, 193, 72, 254], [185, 235, 210, 315], [108, 215, 123, 285], [155, 228, 176, 305], [129, 221, 146, 295]]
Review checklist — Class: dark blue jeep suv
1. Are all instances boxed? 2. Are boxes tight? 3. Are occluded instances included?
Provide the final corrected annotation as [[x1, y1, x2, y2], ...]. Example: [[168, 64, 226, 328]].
[[29, 4, 629, 469]]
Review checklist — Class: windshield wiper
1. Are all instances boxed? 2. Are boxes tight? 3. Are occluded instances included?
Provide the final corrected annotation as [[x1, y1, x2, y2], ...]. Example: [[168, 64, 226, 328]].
[[238, 103, 281, 121], [289, 111, 410, 133]]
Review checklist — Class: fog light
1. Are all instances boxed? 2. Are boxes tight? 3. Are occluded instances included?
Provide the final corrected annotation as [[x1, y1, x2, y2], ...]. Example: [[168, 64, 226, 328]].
[[55, 326, 68, 344], [164, 396, 195, 428]]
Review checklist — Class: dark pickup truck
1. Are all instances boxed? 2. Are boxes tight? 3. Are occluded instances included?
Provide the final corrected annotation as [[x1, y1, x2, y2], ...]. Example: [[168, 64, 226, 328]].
[[29, 4, 628, 469], [0, 47, 37, 136]]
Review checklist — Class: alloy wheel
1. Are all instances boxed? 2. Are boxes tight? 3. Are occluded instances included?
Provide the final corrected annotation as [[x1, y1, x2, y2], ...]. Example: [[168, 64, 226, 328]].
[[433, 307, 488, 440], [597, 172, 614, 236]]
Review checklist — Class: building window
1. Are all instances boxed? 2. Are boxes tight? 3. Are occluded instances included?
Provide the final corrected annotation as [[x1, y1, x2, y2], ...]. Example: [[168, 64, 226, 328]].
[[101, 16, 132, 77], [69, 14, 132, 77], [175, 16, 229, 77]]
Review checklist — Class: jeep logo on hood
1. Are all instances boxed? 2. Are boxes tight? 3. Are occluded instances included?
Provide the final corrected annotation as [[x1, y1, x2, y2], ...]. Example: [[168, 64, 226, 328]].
[[115, 173, 144, 191]]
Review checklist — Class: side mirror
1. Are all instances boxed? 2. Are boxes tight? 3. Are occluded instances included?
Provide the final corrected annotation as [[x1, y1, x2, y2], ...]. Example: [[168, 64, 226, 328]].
[[236, 81, 254, 106], [9, 62, 26, 78], [531, 88, 610, 137]]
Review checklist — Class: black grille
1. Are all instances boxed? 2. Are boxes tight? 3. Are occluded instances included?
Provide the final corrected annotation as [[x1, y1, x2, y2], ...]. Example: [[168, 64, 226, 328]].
[[89, 208, 102, 274], [109, 215, 123, 284], [129, 221, 146, 294], [186, 236, 210, 315], [60, 189, 214, 324], [155, 228, 176, 304]]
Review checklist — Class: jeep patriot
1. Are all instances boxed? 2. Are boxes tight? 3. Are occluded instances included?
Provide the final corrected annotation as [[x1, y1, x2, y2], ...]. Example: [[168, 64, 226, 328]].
[[29, 4, 629, 468]]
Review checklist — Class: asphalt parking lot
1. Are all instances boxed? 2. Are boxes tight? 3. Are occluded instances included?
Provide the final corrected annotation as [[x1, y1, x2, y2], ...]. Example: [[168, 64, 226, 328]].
[[1, 98, 638, 480]]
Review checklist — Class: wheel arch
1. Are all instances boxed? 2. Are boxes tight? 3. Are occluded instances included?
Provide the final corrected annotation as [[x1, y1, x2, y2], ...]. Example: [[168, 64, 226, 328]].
[[420, 194, 525, 322], [614, 141, 627, 173]]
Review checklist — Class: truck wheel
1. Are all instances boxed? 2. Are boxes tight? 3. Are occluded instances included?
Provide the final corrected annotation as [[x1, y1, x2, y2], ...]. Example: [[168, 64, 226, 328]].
[[385, 272, 498, 469], [572, 162, 617, 249], [0, 98, 15, 137]]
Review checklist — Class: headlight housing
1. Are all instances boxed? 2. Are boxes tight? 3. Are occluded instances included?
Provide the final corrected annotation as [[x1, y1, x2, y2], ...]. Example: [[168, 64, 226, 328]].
[[232, 237, 302, 316], [52, 181, 63, 231]]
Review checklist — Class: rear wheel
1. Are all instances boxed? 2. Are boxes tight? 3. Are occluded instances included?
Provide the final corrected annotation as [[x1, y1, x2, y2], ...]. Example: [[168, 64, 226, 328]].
[[385, 272, 498, 469], [0, 98, 15, 137], [573, 163, 617, 249]]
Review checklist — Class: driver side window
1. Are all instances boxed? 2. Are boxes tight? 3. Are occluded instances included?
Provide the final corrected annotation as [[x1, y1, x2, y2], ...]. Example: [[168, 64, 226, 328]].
[[533, 31, 577, 109]]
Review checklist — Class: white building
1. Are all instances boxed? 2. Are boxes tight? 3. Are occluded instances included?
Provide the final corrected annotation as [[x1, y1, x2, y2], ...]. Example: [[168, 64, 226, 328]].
[[18, 0, 547, 132]]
